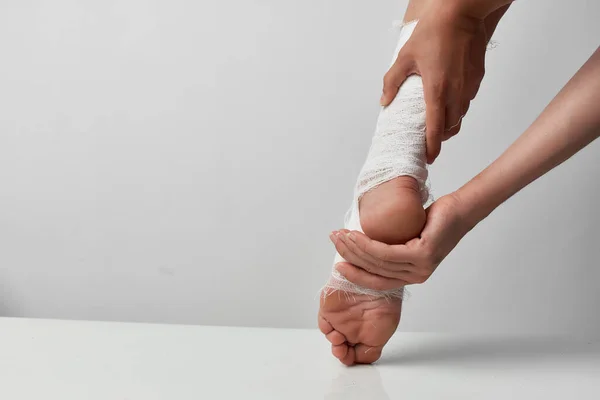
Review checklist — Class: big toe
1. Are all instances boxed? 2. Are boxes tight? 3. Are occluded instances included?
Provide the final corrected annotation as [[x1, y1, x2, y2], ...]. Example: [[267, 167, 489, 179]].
[[332, 344, 356, 366]]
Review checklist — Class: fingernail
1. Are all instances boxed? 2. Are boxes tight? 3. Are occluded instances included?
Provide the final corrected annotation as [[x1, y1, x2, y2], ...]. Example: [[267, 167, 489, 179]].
[[347, 232, 355, 241], [329, 233, 336, 242]]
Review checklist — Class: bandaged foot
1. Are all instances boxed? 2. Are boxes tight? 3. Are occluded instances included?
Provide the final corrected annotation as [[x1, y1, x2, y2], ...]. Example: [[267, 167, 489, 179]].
[[319, 21, 429, 365]]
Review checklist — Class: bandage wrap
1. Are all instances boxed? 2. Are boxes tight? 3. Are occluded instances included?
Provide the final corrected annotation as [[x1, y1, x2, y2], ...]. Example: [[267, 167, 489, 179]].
[[324, 21, 430, 298]]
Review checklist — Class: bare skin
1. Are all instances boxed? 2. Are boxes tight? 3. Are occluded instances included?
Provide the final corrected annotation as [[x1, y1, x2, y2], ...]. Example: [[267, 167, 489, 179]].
[[319, 176, 425, 365], [383, 0, 512, 162], [330, 49, 600, 292], [317, 0, 514, 365]]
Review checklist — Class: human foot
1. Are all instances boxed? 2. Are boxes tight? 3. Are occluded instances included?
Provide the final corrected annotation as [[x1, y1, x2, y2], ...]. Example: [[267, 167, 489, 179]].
[[318, 289, 402, 365], [320, 177, 423, 365], [320, 21, 428, 366]]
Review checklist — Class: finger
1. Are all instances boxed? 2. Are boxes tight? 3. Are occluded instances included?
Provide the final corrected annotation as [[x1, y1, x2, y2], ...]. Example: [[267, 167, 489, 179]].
[[465, 50, 485, 102], [341, 229, 417, 273], [421, 70, 448, 162], [348, 231, 417, 265], [444, 104, 463, 137], [337, 261, 414, 283], [443, 77, 464, 140], [465, 71, 483, 101], [443, 96, 469, 141], [462, 99, 471, 116], [441, 118, 462, 141], [332, 343, 350, 363], [404, 272, 430, 285], [336, 262, 407, 291], [444, 96, 471, 141], [381, 57, 414, 106], [337, 234, 411, 278], [338, 233, 415, 278], [422, 80, 445, 163], [341, 345, 356, 366], [331, 234, 379, 274], [355, 344, 383, 365], [444, 80, 464, 134]]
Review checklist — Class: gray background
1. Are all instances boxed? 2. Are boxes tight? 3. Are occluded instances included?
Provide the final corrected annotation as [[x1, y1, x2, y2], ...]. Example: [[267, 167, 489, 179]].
[[0, 0, 598, 334]]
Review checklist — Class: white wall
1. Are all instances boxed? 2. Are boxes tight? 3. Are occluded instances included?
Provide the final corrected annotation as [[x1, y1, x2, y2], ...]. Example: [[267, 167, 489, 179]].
[[0, 0, 598, 335]]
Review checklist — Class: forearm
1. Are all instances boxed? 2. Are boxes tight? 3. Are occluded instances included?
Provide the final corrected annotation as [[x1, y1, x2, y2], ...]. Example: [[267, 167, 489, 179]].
[[447, 0, 514, 19], [405, 0, 513, 21], [458, 48, 600, 227]]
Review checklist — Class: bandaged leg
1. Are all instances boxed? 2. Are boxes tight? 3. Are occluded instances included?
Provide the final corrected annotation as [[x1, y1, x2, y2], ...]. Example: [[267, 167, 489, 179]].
[[318, 21, 430, 366], [324, 20, 430, 299]]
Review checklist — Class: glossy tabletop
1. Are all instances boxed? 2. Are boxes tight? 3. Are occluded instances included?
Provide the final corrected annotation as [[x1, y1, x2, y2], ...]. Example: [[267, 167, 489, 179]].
[[0, 317, 598, 399]]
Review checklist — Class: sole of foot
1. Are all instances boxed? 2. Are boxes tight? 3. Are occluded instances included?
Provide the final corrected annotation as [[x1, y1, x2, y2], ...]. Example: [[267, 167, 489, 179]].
[[318, 289, 402, 365]]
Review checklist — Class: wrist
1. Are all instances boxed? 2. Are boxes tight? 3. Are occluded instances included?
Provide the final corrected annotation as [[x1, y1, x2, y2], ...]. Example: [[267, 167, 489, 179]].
[[453, 174, 501, 230]]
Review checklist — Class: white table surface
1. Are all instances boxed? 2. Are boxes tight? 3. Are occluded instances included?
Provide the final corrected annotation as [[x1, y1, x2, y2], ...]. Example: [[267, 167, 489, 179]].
[[0, 317, 598, 399]]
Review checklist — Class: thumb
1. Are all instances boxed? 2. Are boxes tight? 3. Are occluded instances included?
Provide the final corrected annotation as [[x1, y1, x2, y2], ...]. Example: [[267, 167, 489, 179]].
[[381, 59, 413, 106]]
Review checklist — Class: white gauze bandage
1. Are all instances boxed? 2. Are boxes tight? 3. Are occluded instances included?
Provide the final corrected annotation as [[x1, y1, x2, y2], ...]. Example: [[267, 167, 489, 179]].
[[324, 21, 430, 299]]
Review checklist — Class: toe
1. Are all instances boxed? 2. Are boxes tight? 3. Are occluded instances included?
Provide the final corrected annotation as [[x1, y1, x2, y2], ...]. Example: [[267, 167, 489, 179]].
[[326, 330, 346, 346], [354, 344, 383, 365], [318, 315, 333, 335], [341, 346, 356, 366], [332, 343, 348, 361]]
